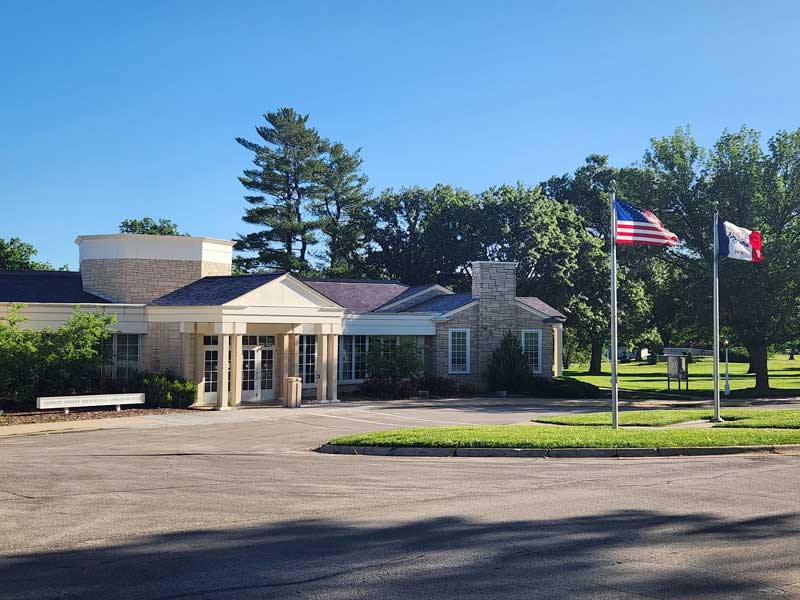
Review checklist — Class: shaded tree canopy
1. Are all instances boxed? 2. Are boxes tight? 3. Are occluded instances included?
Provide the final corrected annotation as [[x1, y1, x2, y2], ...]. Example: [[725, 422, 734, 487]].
[[119, 217, 186, 236], [0, 237, 64, 271]]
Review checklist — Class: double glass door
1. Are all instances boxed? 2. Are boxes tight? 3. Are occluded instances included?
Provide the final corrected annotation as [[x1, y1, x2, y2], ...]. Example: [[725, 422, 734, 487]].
[[241, 336, 275, 402]]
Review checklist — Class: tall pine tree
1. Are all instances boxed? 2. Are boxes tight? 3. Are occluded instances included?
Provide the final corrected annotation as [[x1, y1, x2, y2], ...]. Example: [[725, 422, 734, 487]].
[[235, 108, 328, 273], [314, 142, 371, 276]]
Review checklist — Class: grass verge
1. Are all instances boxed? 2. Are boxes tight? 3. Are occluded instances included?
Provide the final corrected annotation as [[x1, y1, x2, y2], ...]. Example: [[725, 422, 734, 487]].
[[533, 408, 800, 428], [328, 425, 800, 449], [564, 355, 800, 398]]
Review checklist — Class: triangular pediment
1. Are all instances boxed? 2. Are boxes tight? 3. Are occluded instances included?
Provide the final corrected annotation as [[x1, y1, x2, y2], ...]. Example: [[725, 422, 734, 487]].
[[225, 274, 342, 309]]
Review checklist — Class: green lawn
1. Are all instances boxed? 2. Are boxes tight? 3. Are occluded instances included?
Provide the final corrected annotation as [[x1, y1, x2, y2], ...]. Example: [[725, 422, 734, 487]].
[[328, 425, 800, 449], [535, 408, 800, 428], [565, 355, 800, 396]]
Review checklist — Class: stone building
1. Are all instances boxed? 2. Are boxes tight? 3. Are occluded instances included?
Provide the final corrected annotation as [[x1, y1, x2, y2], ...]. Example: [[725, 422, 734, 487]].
[[0, 233, 564, 407]]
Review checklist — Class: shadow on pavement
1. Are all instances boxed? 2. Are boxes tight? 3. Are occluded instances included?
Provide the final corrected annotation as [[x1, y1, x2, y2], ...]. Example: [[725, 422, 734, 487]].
[[3, 509, 799, 599]]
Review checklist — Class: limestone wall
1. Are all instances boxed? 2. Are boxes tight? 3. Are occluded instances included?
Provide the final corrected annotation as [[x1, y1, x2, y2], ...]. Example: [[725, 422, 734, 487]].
[[80, 259, 231, 304], [140, 322, 183, 374]]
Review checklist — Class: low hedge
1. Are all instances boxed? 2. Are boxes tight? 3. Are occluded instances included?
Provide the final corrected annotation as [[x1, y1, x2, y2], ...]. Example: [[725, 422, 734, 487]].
[[123, 371, 197, 408], [360, 377, 418, 399], [417, 375, 457, 397]]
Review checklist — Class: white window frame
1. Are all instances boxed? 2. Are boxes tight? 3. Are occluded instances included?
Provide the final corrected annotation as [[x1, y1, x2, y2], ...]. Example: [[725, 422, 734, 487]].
[[298, 335, 317, 387], [102, 334, 141, 383], [521, 329, 543, 373], [448, 328, 470, 375], [339, 335, 370, 383]]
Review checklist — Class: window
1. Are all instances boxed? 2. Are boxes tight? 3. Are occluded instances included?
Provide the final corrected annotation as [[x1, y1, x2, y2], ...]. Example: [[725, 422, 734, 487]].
[[339, 335, 369, 381], [101, 334, 141, 384], [242, 349, 256, 391], [204, 350, 219, 392], [521, 330, 542, 373], [298, 335, 317, 385], [448, 329, 470, 374], [261, 346, 273, 390]]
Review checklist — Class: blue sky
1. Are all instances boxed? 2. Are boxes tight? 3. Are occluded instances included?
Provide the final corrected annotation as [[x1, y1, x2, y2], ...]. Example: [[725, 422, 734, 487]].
[[2, 0, 798, 268]]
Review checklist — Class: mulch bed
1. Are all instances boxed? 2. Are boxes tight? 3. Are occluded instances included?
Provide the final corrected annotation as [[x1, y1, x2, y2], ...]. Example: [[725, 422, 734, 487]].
[[0, 407, 186, 426]]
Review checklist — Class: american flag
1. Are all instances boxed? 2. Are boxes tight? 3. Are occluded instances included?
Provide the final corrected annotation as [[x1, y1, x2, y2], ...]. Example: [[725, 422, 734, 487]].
[[615, 200, 679, 246]]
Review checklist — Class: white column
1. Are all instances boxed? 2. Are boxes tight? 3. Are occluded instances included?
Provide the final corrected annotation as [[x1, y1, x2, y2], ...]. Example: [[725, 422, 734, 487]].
[[316, 334, 328, 402], [552, 325, 561, 377], [216, 334, 230, 410], [327, 334, 339, 402], [194, 333, 205, 403], [279, 334, 289, 400], [230, 334, 243, 408], [291, 333, 300, 377]]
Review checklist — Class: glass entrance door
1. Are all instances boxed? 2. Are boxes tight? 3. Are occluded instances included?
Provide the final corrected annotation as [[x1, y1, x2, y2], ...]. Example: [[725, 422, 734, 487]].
[[241, 347, 259, 402], [241, 335, 276, 403]]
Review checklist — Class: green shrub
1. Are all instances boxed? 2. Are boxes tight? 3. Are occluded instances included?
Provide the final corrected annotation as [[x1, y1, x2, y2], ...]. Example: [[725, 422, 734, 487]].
[[647, 353, 658, 365], [726, 348, 750, 363], [487, 331, 529, 392], [360, 338, 423, 400], [416, 375, 457, 397], [0, 305, 115, 409], [457, 382, 478, 395], [365, 338, 423, 380], [125, 371, 196, 408], [360, 377, 417, 399]]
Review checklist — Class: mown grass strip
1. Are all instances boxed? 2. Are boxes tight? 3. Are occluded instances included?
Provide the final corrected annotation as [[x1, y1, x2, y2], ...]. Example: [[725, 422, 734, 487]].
[[533, 408, 800, 428], [534, 409, 709, 427], [328, 425, 800, 449]]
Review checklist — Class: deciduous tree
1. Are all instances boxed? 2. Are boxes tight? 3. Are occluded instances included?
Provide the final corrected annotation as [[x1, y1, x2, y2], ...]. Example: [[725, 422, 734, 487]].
[[119, 217, 186, 236]]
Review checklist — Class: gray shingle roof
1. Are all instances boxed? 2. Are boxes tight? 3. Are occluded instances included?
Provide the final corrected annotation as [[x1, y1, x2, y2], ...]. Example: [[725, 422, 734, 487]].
[[0, 271, 110, 304], [516, 297, 566, 320], [400, 292, 477, 313], [374, 284, 439, 310], [150, 273, 284, 306], [303, 279, 409, 313]]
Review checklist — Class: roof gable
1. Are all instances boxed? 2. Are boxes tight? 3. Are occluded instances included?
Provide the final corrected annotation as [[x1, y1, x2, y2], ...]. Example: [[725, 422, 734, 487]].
[[400, 292, 476, 313], [227, 274, 342, 308], [516, 297, 565, 320]]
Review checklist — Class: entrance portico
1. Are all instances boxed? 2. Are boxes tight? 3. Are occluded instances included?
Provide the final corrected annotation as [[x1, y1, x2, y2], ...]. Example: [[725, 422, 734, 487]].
[[148, 272, 345, 409], [180, 322, 342, 409]]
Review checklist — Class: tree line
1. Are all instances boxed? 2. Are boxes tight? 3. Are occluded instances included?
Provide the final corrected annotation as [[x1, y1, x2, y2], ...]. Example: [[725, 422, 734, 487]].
[[3, 108, 799, 390], [232, 109, 800, 390]]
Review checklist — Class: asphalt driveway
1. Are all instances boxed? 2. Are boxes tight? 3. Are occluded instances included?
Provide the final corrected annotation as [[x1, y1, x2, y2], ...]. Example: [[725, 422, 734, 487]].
[[2, 399, 799, 599]]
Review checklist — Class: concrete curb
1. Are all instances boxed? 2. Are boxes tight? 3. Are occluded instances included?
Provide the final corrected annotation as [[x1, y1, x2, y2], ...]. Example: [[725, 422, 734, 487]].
[[316, 444, 800, 458]]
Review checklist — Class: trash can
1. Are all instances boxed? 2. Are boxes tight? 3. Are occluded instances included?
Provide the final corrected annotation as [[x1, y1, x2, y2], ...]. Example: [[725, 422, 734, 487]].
[[282, 376, 302, 408]]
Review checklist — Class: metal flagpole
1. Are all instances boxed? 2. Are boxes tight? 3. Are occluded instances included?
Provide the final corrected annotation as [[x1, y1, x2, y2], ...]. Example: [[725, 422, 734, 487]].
[[712, 211, 723, 422], [610, 186, 619, 430]]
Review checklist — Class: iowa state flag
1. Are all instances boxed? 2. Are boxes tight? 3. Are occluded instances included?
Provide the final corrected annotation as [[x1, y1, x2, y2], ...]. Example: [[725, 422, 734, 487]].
[[717, 218, 763, 262]]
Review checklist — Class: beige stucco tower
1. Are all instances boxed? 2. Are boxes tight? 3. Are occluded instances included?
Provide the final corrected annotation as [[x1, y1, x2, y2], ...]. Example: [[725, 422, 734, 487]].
[[76, 234, 234, 303]]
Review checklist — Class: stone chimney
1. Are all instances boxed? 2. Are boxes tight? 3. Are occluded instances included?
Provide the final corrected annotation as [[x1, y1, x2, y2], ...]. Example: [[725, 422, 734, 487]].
[[76, 234, 234, 304], [471, 261, 518, 374]]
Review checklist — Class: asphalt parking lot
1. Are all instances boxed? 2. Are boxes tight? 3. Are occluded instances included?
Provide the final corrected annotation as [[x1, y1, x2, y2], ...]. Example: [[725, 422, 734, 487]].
[[2, 399, 800, 599]]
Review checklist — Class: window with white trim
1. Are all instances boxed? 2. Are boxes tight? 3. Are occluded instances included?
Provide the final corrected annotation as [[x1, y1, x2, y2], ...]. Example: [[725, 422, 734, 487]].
[[298, 335, 317, 385], [448, 329, 470, 374], [101, 334, 141, 384], [521, 329, 542, 373], [339, 335, 369, 381]]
